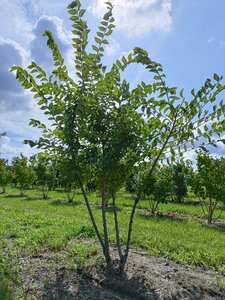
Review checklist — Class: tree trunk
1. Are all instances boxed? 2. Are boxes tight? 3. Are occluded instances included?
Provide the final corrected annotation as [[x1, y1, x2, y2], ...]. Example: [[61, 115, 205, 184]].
[[120, 197, 139, 273], [101, 171, 111, 266], [112, 191, 123, 262], [79, 179, 106, 258], [208, 197, 213, 224]]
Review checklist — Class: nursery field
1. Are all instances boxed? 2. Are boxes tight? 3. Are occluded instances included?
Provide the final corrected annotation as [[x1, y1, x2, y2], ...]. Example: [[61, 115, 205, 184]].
[[0, 187, 225, 299]]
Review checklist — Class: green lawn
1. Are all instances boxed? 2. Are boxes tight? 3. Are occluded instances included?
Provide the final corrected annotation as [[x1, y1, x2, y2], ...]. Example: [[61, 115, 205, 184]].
[[0, 186, 224, 297]]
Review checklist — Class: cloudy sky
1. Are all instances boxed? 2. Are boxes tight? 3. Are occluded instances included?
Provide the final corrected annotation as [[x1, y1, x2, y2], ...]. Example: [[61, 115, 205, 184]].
[[0, 0, 225, 161]]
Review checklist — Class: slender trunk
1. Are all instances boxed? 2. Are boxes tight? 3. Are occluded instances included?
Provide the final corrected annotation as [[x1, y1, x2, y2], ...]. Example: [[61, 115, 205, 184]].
[[120, 197, 139, 272], [208, 197, 213, 224], [101, 170, 111, 265], [78, 179, 106, 256], [112, 191, 123, 262], [100, 142, 111, 266], [20, 186, 24, 196]]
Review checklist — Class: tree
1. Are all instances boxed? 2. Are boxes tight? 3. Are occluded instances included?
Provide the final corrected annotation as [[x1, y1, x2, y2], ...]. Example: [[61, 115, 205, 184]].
[[11, 155, 36, 196], [57, 155, 78, 203], [0, 159, 11, 193], [133, 165, 171, 214], [169, 162, 189, 202], [11, 1, 225, 273], [31, 152, 57, 199], [191, 152, 225, 224]]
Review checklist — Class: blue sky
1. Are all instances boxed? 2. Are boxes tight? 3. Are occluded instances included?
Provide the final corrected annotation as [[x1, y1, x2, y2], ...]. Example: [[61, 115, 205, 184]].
[[0, 0, 225, 161]]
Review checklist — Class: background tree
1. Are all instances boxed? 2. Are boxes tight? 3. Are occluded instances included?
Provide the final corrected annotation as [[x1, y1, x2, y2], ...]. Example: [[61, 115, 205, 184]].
[[169, 162, 189, 202], [191, 152, 225, 224], [0, 158, 11, 193], [31, 153, 57, 199], [11, 0, 225, 273], [12, 155, 36, 196], [58, 155, 79, 203]]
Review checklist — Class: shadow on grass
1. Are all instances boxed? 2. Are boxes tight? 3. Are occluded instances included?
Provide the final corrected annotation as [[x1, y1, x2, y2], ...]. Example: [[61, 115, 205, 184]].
[[25, 196, 49, 201], [54, 189, 83, 196], [202, 222, 225, 233], [51, 199, 83, 206], [94, 204, 123, 213], [5, 194, 27, 198]]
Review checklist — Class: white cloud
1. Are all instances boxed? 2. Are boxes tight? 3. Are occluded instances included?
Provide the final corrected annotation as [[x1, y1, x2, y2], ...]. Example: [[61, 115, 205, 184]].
[[90, 0, 172, 37], [29, 15, 71, 68], [0, 13, 73, 160], [0, 0, 33, 45], [207, 37, 214, 44], [0, 135, 39, 160], [105, 38, 120, 56], [219, 40, 225, 48]]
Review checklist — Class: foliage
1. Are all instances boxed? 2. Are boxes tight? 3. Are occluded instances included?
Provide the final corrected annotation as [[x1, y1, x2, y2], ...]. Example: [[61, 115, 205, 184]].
[[31, 153, 58, 199], [11, 0, 225, 272], [0, 159, 11, 193], [11, 155, 36, 196], [168, 162, 189, 202], [191, 152, 225, 224], [57, 156, 79, 203]]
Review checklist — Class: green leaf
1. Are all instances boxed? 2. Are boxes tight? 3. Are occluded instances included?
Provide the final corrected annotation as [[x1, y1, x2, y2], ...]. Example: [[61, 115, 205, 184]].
[[94, 37, 101, 44], [79, 9, 85, 17], [217, 83, 225, 92], [213, 73, 219, 81], [92, 45, 98, 52]]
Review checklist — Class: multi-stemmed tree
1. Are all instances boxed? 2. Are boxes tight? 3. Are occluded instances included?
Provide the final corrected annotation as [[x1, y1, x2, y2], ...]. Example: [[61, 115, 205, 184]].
[[11, 1, 225, 272]]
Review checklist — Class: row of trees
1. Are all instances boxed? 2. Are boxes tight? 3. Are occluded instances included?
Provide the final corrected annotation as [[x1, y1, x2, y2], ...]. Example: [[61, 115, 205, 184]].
[[125, 153, 225, 223], [10, 1, 225, 272], [0, 154, 77, 200], [1, 152, 224, 223]]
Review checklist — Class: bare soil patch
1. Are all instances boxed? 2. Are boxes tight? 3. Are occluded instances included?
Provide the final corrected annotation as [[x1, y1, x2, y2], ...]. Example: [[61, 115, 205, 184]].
[[13, 246, 225, 299]]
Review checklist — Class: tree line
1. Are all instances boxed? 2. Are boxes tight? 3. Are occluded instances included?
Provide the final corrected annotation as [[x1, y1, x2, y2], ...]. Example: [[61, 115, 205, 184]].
[[0, 151, 224, 225]]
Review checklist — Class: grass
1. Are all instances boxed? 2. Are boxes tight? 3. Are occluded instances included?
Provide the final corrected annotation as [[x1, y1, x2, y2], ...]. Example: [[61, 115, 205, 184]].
[[0, 186, 224, 297]]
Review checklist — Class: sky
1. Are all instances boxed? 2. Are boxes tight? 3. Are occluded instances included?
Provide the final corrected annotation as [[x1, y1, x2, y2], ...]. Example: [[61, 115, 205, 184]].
[[0, 0, 225, 162]]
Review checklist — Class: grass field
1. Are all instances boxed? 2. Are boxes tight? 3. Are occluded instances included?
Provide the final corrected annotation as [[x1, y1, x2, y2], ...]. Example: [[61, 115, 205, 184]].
[[0, 186, 224, 298]]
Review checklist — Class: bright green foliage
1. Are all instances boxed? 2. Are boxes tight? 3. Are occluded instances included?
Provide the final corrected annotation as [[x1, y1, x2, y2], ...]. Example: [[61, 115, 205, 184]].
[[0, 159, 11, 193], [11, 155, 36, 196], [168, 162, 189, 202], [191, 152, 225, 224], [31, 153, 58, 199], [133, 165, 172, 214], [10, 0, 225, 271], [57, 156, 79, 203]]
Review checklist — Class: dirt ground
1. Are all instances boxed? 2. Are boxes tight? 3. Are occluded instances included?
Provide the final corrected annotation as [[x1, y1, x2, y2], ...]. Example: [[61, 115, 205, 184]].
[[13, 246, 225, 300]]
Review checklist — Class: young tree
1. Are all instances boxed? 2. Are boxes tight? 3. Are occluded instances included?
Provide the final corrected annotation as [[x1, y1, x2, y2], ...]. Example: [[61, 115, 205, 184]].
[[11, 155, 36, 196], [58, 156, 78, 203], [191, 152, 225, 224], [0, 158, 11, 193], [133, 165, 172, 214], [11, 1, 225, 272], [169, 162, 189, 202], [31, 152, 57, 199]]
